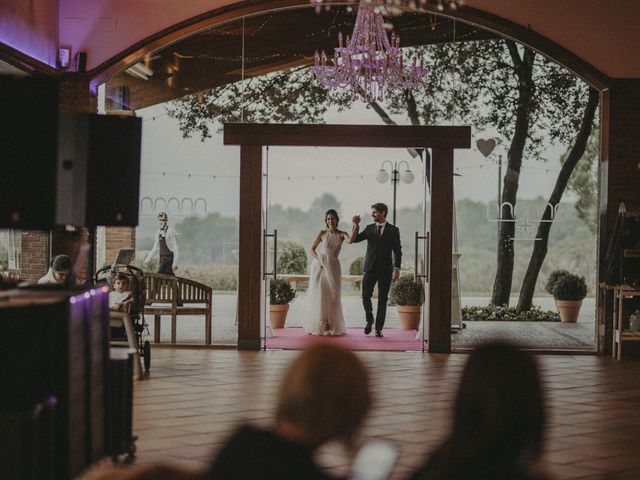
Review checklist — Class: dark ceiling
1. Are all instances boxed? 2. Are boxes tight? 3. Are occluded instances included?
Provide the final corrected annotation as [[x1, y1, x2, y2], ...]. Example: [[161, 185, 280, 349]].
[[105, 7, 498, 110]]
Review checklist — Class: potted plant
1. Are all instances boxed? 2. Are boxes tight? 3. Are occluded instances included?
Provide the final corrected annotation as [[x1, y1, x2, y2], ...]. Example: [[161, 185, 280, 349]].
[[545, 269, 570, 306], [390, 274, 425, 330], [269, 277, 297, 328], [550, 272, 587, 323]]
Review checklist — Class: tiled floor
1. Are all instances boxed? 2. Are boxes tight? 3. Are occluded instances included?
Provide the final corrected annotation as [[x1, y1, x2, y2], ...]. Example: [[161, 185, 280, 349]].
[[132, 349, 640, 479]]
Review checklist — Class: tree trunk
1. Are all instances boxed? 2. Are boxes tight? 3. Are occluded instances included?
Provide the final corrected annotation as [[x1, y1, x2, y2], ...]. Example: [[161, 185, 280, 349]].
[[491, 42, 536, 306], [516, 87, 599, 312]]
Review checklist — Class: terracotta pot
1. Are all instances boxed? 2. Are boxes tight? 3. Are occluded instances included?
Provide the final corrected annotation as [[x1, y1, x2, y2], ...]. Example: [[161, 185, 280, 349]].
[[396, 305, 422, 330], [556, 299, 582, 323], [269, 304, 290, 329]]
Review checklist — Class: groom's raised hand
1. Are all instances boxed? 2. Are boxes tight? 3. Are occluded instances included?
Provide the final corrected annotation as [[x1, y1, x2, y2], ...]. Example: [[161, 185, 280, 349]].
[[352, 215, 361, 225]]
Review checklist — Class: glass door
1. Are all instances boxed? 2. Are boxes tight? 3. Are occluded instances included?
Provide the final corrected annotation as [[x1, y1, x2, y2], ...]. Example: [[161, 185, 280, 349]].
[[262, 146, 278, 349], [416, 149, 430, 353]]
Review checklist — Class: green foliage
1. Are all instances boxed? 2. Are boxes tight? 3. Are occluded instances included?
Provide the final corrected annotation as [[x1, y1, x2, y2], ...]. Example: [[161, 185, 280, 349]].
[[132, 251, 158, 273], [551, 272, 587, 300], [564, 130, 600, 232], [462, 304, 559, 322], [166, 67, 335, 141], [270, 278, 296, 304], [177, 213, 238, 264], [350, 257, 364, 275], [545, 269, 571, 295], [390, 274, 424, 306], [278, 241, 307, 274], [178, 265, 238, 290]]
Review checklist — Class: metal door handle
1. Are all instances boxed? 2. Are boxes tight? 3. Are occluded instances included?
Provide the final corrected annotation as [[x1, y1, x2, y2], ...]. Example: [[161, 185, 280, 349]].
[[263, 229, 278, 279], [415, 231, 429, 281]]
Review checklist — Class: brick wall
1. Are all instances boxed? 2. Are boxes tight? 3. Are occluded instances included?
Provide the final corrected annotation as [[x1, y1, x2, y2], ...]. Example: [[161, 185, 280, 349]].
[[19, 231, 49, 282], [58, 74, 97, 113], [104, 227, 136, 266]]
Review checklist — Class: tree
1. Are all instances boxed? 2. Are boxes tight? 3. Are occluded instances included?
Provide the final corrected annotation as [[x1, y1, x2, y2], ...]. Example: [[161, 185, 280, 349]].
[[382, 40, 591, 305], [516, 87, 599, 312], [165, 67, 346, 140], [167, 30, 594, 307], [278, 241, 308, 274], [564, 128, 600, 233]]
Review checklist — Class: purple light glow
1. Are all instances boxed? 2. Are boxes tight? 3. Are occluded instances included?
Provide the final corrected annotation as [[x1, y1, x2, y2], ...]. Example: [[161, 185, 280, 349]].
[[0, 4, 59, 69], [69, 297, 77, 304]]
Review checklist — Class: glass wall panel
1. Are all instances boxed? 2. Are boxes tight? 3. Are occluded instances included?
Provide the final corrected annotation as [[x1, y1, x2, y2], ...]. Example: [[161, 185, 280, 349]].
[[96, 4, 598, 350], [102, 21, 243, 345]]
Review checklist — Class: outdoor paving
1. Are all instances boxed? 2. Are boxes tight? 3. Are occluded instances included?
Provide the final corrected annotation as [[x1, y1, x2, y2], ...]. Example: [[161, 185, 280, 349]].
[[145, 293, 596, 351]]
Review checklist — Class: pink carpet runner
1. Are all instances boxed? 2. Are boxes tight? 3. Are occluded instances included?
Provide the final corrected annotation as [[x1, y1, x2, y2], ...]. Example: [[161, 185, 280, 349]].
[[264, 327, 425, 352]]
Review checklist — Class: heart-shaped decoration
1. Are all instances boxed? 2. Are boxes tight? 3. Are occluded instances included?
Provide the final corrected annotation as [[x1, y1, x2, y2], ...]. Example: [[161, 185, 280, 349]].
[[476, 138, 496, 157]]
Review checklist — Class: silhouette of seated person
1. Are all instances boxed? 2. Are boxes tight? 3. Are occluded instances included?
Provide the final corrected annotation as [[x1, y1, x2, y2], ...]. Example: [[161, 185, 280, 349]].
[[408, 341, 551, 480], [202, 343, 372, 480], [109, 273, 133, 312], [37, 254, 72, 286]]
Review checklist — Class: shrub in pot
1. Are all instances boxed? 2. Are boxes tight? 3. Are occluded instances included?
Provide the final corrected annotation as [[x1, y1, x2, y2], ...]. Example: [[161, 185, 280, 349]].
[[390, 274, 425, 330], [551, 272, 587, 323], [350, 256, 364, 290], [269, 278, 297, 328], [545, 269, 571, 297]]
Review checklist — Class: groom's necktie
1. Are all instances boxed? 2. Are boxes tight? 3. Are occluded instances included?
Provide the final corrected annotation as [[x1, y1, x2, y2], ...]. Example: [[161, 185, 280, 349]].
[[377, 225, 383, 238]]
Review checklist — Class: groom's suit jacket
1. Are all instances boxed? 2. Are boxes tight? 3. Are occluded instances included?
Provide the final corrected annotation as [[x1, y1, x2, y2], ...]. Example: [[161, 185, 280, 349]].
[[355, 223, 402, 274]]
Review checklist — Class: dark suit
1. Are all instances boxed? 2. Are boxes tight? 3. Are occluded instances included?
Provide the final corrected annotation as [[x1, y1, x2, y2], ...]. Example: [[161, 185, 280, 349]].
[[354, 222, 402, 332]]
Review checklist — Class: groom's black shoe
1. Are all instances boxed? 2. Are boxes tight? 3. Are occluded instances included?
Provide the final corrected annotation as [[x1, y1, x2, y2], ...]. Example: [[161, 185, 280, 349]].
[[364, 321, 373, 335], [375, 330, 383, 338]]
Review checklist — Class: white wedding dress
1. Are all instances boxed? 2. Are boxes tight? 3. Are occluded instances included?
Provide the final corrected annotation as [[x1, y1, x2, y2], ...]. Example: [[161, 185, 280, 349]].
[[303, 231, 346, 336]]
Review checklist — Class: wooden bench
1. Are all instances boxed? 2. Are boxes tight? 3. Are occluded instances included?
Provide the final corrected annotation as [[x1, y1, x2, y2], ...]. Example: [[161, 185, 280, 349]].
[[143, 273, 212, 344]]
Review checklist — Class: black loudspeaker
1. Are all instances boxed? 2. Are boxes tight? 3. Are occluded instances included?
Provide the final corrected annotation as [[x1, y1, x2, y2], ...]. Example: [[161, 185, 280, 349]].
[[0, 76, 59, 229], [57, 113, 142, 226]]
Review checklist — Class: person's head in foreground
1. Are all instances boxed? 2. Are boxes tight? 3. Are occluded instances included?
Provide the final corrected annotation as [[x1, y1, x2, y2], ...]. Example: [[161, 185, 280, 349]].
[[275, 343, 371, 449], [411, 341, 546, 480]]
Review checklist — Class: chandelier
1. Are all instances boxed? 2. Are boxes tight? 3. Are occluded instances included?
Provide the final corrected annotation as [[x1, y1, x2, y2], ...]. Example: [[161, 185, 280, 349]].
[[312, 0, 426, 103]]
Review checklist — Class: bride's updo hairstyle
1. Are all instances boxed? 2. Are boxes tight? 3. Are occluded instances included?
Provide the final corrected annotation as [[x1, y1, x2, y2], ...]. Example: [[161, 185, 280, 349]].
[[275, 344, 371, 448], [325, 209, 339, 228]]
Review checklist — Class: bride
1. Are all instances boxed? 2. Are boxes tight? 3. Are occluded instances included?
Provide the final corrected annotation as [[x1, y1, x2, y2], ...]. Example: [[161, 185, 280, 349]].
[[303, 209, 354, 336]]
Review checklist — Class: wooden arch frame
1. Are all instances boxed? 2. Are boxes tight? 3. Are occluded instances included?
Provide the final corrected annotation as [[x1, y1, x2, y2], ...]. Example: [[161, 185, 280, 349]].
[[223, 123, 471, 352]]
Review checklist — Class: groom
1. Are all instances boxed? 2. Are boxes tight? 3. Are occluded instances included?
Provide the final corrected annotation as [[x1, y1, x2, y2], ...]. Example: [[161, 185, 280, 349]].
[[351, 203, 402, 337]]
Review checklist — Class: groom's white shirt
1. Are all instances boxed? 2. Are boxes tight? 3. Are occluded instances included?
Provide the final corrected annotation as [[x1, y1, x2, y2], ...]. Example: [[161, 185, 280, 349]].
[[376, 220, 388, 236]]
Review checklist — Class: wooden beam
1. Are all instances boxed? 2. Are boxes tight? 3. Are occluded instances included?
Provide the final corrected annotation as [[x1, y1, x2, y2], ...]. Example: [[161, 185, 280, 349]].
[[224, 123, 471, 149], [428, 148, 454, 353], [237, 145, 262, 350]]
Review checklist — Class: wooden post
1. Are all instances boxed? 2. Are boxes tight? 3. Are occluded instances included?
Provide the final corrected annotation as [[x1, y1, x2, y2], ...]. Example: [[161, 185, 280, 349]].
[[428, 148, 454, 353], [237, 145, 263, 350]]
